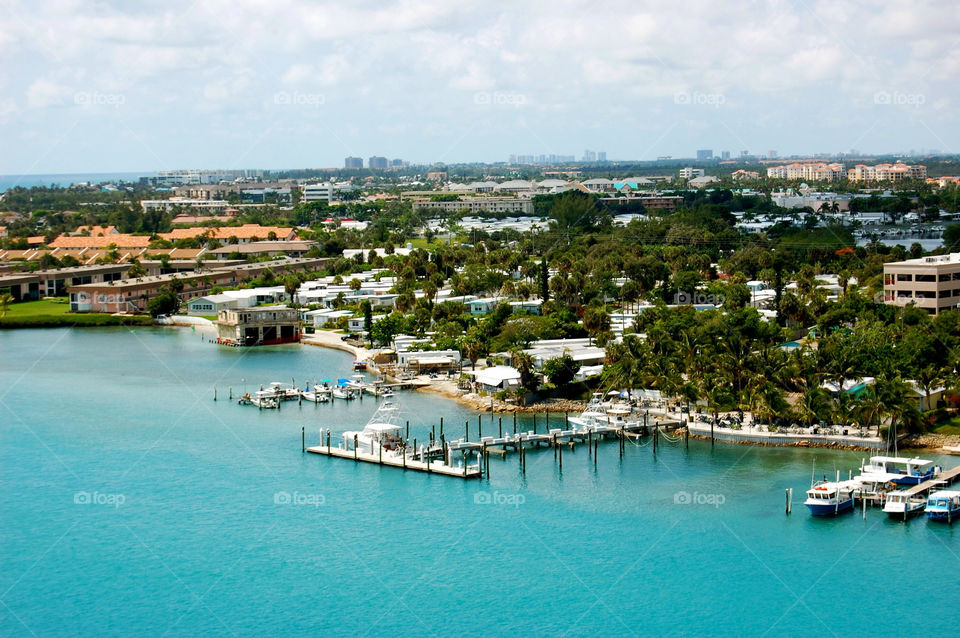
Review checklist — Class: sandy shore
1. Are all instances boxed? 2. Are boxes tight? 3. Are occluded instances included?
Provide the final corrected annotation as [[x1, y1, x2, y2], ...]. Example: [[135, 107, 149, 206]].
[[301, 330, 373, 360], [417, 380, 585, 413]]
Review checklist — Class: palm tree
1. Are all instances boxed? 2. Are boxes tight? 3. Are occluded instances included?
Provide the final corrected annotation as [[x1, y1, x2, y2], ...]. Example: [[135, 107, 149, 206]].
[[796, 385, 829, 428], [0, 292, 13, 317]]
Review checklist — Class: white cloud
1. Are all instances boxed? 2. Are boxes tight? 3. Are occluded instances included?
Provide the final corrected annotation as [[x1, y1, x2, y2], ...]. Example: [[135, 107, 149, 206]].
[[25, 78, 70, 108]]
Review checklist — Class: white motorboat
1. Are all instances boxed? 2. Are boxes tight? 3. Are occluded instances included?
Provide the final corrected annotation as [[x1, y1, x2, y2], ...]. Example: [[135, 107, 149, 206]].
[[256, 382, 300, 401], [883, 491, 926, 521], [343, 401, 404, 455], [859, 456, 937, 485], [300, 386, 330, 403], [251, 396, 279, 409], [332, 387, 356, 400], [568, 393, 612, 431]]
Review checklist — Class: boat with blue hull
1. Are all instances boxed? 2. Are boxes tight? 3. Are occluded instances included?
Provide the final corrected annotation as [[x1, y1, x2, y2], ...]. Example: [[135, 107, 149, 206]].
[[925, 490, 960, 523], [804, 478, 858, 516], [859, 456, 938, 486]]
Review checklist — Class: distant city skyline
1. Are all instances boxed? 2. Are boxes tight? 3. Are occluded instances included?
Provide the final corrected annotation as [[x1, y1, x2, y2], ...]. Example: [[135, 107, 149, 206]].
[[1, 0, 957, 174]]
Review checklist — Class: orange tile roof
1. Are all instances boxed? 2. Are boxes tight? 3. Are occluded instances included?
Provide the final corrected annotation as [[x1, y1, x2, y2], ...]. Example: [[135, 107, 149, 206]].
[[49, 234, 153, 249], [72, 225, 117, 236], [159, 224, 296, 241]]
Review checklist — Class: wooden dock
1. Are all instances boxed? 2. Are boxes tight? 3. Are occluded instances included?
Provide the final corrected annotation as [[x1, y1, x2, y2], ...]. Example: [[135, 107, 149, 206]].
[[303, 416, 681, 480], [306, 443, 483, 478], [903, 464, 960, 497]]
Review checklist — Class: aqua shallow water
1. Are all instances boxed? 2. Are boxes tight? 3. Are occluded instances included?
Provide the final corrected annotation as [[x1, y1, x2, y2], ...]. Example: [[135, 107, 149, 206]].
[[1, 327, 957, 637]]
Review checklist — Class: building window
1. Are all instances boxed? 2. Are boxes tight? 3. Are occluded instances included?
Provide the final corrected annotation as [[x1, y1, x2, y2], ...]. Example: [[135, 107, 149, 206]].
[[896, 274, 912, 282], [940, 274, 952, 282], [915, 274, 936, 282], [915, 290, 935, 299], [897, 290, 913, 298]]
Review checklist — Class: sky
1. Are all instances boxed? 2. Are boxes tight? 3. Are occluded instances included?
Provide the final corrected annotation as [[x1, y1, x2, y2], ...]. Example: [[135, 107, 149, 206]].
[[0, 0, 958, 174]]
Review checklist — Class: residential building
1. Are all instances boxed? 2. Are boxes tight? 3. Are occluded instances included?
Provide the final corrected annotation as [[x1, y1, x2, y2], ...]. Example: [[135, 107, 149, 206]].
[[412, 198, 534, 215], [731, 169, 760, 180], [368, 156, 388, 170], [186, 294, 239, 316], [216, 306, 300, 346], [766, 162, 845, 181], [679, 167, 705, 179], [847, 162, 926, 182], [160, 224, 298, 243], [207, 240, 319, 260], [141, 198, 231, 213], [882, 253, 960, 315], [696, 150, 713, 160], [344, 156, 363, 169]]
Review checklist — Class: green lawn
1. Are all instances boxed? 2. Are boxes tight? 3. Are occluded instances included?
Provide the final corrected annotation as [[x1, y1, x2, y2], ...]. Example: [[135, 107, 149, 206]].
[[2, 298, 72, 318], [0, 298, 153, 328], [934, 421, 960, 436]]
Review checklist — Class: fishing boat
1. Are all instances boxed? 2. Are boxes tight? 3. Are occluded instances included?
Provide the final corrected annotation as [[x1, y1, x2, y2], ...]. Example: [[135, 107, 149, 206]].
[[568, 393, 612, 431], [332, 386, 356, 400], [925, 490, 960, 523], [256, 382, 300, 402], [804, 475, 858, 516], [300, 385, 330, 403], [251, 396, 279, 409], [883, 491, 926, 521], [237, 393, 254, 405], [343, 401, 404, 455], [859, 456, 937, 485]]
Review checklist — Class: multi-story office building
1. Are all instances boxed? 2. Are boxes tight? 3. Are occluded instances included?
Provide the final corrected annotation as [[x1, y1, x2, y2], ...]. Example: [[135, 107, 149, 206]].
[[368, 156, 388, 170], [344, 157, 363, 169], [679, 167, 705, 179], [883, 253, 960, 315], [696, 149, 713, 160]]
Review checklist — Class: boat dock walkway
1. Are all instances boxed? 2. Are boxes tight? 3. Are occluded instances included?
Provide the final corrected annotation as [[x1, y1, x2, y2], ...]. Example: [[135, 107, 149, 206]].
[[303, 415, 682, 480], [904, 464, 960, 497]]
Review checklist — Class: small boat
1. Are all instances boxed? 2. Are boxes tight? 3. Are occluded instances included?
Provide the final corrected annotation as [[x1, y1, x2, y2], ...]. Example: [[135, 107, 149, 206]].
[[925, 490, 960, 523], [859, 456, 937, 485], [353, 360, 367, 371], [332, 387, 355, 400], [237, 393, 253, 405], [343, 401, 404, 455], [251, 396, 279, 409], [300, 387, 330, 403], [568, 393, 613, 431], [883, 491, 926, 521], [805, 477, 858, 516], [256, 382, 300, 401]]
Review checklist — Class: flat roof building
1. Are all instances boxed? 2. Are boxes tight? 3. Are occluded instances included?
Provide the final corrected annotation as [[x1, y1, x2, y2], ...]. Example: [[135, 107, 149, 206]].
[[883, 253, 960, 315]]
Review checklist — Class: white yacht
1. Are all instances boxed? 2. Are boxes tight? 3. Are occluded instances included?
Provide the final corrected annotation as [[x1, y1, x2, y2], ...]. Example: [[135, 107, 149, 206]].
[[804, 477, 858, 516], [343, 402, 404, 455], [859, 456, 937, 486]]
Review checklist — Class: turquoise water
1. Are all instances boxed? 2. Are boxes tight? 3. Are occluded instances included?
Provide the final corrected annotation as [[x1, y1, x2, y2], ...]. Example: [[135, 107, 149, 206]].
[[1, 328, 957, 637]]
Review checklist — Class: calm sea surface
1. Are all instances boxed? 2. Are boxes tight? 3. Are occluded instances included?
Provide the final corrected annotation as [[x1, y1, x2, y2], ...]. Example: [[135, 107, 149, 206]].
[[1, 328, 956, 637]]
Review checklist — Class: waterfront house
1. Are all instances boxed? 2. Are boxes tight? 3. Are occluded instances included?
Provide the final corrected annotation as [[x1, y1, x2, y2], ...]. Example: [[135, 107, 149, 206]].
[[465, 366, 522, 392], [186, 294, 239, 316], [215, 306, 300, 346]]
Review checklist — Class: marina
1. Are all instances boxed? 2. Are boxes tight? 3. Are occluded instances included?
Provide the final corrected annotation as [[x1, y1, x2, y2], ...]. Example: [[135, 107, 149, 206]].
[[3, 327, 960, 636]]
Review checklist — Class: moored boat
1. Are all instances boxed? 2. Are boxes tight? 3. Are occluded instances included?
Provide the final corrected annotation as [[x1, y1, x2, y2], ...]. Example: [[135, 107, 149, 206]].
[[883, 491, 926, 521], [343, 401, 404, 455], [859, 456, 937, 485], [805, 478, 858, 516], [925, 490, 960, 523]]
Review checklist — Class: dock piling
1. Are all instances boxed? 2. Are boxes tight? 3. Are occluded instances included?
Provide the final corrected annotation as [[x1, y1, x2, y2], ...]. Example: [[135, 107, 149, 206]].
[[440, 417, 443, 438], [513, 411, 517, 435], [229, 387, 232, 400], [302, 426, 305, 453], [785, 488, 792, 514], [498, 417, 502, 438], [214, 387, 217, 401]]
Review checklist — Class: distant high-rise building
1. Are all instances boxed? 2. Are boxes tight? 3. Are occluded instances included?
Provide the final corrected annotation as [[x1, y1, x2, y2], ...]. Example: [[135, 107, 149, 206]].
[[721, 151, 731, 160], [740, 150, 749, 158], [767, 150, 778, 159], [582, 150, 597, 162], [368, 156, 388, 170], [696, 149, 713, 161], [344, 156, 363, 169], [390, 158, 405, 168], [597, 151, 607, 162]]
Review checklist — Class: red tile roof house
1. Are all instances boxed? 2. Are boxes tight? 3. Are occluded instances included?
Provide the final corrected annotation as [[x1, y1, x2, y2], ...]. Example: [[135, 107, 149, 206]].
[[159, 224, 298, 244]]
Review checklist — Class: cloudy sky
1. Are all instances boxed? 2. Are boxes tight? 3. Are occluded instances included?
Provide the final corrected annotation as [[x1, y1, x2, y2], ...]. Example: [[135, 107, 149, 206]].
[[1, 0, 958, 174]]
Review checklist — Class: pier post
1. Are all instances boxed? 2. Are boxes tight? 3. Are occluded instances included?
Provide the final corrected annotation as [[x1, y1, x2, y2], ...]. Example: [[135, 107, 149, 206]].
[[229, 387, 232, 400], [533, 413, 537, 434], [653, 426, 658, 454], [785, 488, 792, 515], [711, 416, 715, 446], [431, 425, 435, 444], [406, 421, 410, 440], [465, 420, 469, 442], [327, 428, 331, 452], [619, 429, 623, 458], [685, 421, 689, 449], [482, 442, 488, 478], [413, 438, 417, 460], [588, 431, 593, 461], [440, 417, 443, 438], [499, 417, 502, 438], [379, 442, 382, 465], [546, 409, 549, 429], [478, 415, 482, 440], [513, 411, 517, 435], [354, 434, 358, 462], [553, 434, 557, 459], [558, 436, 563, 471], [565, 412, 568, 429], [594, 433, 598, 464], [302, 426, 305, 453], [214, 387, 217, 401]]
